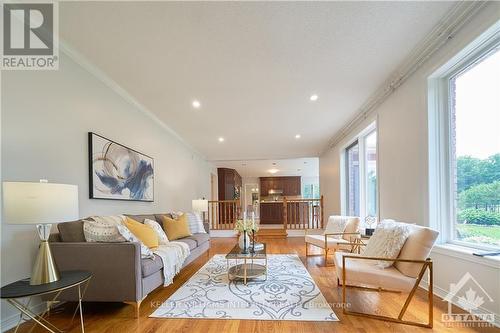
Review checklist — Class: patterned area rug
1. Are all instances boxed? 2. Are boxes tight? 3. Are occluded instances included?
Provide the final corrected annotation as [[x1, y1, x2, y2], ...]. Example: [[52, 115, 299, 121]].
[[150, 254, 338, 321]]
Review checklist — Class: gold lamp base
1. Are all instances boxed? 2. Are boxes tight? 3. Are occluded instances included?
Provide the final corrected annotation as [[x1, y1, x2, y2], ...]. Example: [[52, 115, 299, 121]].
[[30, 225, 60, 285]]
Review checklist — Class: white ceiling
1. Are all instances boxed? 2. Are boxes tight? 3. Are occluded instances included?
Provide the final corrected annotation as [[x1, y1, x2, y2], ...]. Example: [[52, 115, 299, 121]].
[[214, 158, 319, 178], [59, 1, 456, 160]]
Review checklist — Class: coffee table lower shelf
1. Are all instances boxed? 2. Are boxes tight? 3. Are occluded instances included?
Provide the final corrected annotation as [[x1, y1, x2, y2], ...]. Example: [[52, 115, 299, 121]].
[[227, 263, 267, 285]]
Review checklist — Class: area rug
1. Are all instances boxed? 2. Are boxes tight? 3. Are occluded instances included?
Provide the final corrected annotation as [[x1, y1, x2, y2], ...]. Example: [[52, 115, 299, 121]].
[[150, 254, 338, 321]]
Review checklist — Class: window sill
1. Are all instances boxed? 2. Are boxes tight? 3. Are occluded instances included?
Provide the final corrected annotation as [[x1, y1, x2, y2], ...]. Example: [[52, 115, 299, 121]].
[[432, 243, 500, 268]]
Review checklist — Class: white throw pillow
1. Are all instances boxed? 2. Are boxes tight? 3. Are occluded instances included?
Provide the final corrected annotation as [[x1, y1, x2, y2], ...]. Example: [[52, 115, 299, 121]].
[[144, 219, 169, 245], [83, 215, 126, 242], [116, 224, 154, 258], [185, 212, 206, 234], [362, 220, 410, 268], [323, 216, 349, 239]]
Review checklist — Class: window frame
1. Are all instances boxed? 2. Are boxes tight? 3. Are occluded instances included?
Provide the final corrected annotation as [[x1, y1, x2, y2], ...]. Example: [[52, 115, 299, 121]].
[[341, 122, 378, 225], [428, 22, 500, 250]]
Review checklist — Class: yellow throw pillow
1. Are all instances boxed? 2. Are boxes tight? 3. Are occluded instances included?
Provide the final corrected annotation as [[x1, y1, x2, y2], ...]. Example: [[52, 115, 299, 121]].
[[123, 217, 159, 249], [161, 214, 192, 240]]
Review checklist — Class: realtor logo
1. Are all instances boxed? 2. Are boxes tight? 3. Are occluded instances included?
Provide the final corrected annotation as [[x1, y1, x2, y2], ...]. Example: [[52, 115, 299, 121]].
[[442, 272, 495, 328], [1, 2, 59, 70]]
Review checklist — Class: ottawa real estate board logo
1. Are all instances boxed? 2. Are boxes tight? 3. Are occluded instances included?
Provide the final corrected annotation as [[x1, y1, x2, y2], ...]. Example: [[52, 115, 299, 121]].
[[1, 2, 59, 70]]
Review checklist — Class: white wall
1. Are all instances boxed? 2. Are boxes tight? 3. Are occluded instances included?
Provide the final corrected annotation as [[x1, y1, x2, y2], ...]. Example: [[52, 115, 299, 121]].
[[0, 52, 216, 327], [320, 3, 500, 322]]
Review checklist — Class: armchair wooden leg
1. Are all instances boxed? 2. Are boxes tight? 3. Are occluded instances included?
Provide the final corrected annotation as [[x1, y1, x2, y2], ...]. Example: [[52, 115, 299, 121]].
[[124, 300, 142, 318]]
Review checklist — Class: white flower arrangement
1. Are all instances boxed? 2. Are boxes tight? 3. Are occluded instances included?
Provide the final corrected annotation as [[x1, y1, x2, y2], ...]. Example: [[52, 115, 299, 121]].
[[234, 219, 259, 233]]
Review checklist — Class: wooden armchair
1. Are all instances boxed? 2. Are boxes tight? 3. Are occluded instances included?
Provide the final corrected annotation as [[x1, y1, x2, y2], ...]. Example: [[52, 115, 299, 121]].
[[334, 224, 439, 328], [305, 216, 361, 266]]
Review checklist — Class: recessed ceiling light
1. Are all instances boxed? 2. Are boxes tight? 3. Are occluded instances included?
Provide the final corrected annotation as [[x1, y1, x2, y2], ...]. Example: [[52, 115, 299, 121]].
[[309, 94, 318, 102], [295, 134, 301, 139], [268, 168, 279, 174], [218, 137, 225, 142], [192, 100, 201, 109]]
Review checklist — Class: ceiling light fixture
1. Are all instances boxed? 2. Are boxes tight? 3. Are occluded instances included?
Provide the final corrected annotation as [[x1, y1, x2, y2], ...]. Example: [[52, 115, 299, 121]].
[[295, 134, 301, 139], [192, 100, 201, 109], [309, 94, 318, 102], [218, 137, 225, 142], [268, 168, 279, 174]]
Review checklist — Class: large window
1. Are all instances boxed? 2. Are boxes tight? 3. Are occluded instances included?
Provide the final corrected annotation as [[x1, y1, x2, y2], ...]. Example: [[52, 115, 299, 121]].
[[343, 125, 378, 223], [451, 47, 500, 249], [346, 141, 360, 216], [429, 30, 499, 250]]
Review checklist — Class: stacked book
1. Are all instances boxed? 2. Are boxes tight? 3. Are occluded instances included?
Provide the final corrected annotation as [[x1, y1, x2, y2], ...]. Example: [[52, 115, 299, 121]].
[[253, 242, 264, 251]]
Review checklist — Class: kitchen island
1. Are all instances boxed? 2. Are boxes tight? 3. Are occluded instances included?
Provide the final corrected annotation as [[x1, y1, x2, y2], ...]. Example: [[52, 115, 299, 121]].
[[260, 200, 311, 225]]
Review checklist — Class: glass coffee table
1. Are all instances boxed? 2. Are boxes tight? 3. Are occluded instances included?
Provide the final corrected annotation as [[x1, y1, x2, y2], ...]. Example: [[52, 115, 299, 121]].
[[226, 244, 267, 285]]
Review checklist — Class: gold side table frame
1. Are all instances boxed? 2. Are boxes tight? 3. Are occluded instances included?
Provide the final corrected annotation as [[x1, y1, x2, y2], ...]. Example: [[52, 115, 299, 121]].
[[2, 272, 92, 333]]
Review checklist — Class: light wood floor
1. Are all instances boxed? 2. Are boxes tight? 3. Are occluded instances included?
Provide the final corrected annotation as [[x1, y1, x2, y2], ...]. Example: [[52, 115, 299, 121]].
[[9, 237, 498, 333]]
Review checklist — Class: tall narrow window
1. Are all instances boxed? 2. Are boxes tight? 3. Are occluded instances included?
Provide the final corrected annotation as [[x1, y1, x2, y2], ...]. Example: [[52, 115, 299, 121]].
[[365, 131, 377, 217], [346, 141, 360, 217], [343, 124, 378, 222], [451, 47, 500, 248]]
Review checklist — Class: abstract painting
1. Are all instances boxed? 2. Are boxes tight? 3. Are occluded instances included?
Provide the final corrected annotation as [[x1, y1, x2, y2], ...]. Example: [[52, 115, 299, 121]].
[[88, 132, 154, 201]]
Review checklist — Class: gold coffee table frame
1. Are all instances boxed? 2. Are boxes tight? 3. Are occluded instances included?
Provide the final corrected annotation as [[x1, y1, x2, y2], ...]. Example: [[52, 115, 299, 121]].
[[226, 244, 267, 285]]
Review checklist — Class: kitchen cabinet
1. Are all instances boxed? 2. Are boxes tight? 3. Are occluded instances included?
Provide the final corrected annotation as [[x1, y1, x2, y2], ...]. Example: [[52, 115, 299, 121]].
[[260, 202, 283, 224], [259, 176, 301, 196], [218, 168, 242, 200]]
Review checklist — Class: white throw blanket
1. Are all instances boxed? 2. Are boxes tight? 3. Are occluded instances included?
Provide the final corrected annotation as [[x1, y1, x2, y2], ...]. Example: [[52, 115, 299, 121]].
[[153, 242, 190, 286]]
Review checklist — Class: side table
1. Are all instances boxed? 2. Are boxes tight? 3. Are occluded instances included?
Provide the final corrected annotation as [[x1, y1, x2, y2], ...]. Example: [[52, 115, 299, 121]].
[[0, 270, 92, 333]]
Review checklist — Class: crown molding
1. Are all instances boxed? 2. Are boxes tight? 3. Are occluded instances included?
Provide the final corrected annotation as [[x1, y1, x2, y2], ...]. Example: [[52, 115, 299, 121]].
[[322, 1, 487, 154], [58, 39, 208, 161]]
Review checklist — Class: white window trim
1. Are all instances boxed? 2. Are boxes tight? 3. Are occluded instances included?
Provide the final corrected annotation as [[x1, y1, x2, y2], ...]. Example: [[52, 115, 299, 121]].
[[428, 21, 500, 250], [340, 121, 378, 224]]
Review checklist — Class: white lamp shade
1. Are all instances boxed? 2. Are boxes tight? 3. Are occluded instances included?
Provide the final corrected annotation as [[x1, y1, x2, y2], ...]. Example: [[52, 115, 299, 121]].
[[3, 182, 79, 224], [192, 199, 208, 213]]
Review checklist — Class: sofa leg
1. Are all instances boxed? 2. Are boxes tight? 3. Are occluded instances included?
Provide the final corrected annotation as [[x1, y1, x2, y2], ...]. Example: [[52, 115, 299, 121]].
[[124, 300, 142, 318]]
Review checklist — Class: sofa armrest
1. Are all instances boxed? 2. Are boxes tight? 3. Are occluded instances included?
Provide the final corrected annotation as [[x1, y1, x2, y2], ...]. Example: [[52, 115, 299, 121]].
[[50, 242, 142, 302]]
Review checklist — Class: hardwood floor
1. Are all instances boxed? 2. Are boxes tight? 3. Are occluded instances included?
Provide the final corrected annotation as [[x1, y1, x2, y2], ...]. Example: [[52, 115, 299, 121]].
[[8, 237, 498, 333]]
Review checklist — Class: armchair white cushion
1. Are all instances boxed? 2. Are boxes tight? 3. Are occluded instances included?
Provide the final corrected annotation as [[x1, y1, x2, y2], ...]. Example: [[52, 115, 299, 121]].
[[334, 223, 439, 291], [305, 215, 360, 251]]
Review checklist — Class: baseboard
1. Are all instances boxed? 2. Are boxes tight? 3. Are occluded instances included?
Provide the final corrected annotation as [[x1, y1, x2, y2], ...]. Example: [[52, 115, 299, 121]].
[[1, 300, 46, 332], [420, 281, 500, 328]]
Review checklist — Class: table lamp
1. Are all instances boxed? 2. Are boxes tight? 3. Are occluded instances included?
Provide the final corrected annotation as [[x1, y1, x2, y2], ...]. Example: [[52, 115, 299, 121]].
[[192, 199, 208, 221], [3, 180, 79, 285]]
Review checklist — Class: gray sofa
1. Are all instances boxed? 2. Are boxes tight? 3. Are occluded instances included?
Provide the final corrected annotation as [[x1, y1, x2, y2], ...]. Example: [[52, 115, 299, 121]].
[[48, 213, 210, 316]]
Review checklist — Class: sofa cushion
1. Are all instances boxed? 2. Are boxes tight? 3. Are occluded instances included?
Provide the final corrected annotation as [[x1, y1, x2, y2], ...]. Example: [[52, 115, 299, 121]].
[[57, 220, 86, 242], [175, 238, 197, 251], [141, 255, 163, 277], [154, 213, 173, 224], [125, 214, 156, 223], [185, 233, 210, 246]]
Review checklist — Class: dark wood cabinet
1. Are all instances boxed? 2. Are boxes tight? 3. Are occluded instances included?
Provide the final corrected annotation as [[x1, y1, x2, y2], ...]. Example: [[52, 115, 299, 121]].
[[260, 202, 283, 224], [259, 176, 301, 196], [218, 168, 242, 200]]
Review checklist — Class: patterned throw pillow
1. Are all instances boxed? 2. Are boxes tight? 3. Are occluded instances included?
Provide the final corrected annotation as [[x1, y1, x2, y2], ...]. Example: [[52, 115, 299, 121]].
[[144, 219, 169, 245], [185, 212, 206, 234], [362, 220, 410, 268], [116, 224, 154, 258], [83, 215, 127, 242]]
